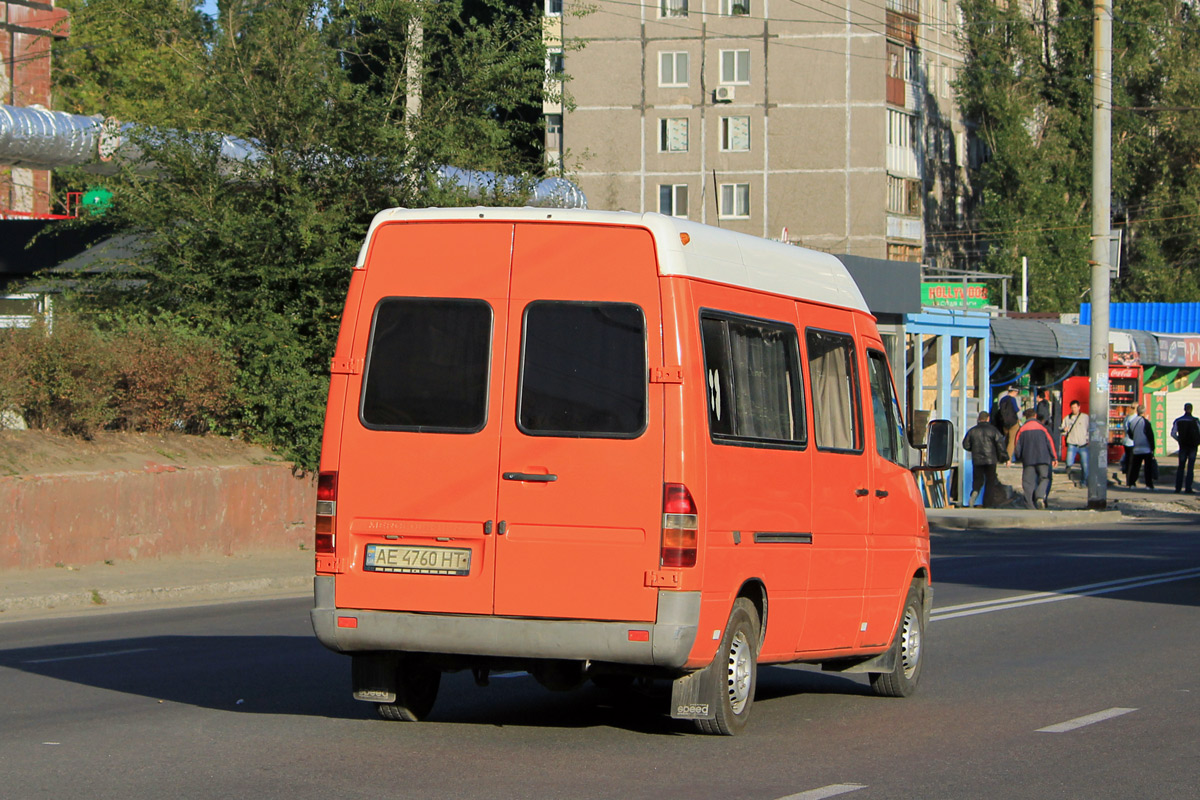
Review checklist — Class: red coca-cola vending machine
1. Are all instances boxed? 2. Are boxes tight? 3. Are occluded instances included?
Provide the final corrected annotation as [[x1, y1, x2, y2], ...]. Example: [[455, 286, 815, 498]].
[[1062, 366, 1144, 463]]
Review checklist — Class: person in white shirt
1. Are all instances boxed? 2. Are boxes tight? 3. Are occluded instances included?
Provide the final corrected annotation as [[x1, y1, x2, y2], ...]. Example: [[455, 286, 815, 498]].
[[1061, 400, 1089, 486]]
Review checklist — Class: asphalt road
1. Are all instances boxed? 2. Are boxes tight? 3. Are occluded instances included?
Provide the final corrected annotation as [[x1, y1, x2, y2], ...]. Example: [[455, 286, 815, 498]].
[[1, 517, 1197, 799]]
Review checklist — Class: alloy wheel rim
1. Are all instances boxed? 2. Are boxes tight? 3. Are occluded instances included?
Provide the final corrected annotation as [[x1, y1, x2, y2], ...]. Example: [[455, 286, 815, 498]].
[[727, 630, 752, 714], [900, 604, 922, 679]]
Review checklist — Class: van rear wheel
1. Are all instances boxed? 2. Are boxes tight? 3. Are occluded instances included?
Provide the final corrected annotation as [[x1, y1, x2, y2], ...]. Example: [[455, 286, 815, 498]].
[[869, 583, 925, 698], [695, 597, 759, 736], [376, 658, 441, 722]]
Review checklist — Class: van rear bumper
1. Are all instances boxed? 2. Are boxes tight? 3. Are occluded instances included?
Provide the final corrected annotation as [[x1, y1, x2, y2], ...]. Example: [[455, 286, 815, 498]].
[[309, 576, 699, 669]]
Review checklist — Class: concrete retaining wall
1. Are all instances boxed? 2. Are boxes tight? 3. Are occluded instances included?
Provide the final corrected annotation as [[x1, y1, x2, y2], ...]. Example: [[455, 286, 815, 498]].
[[0, 463, 315, 570]]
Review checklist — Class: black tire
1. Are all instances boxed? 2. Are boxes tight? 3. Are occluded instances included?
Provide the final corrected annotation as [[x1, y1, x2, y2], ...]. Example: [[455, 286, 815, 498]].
[[694, 597, 760, 736], [376, 658, 441, 722], [869, 583, 925, 698]]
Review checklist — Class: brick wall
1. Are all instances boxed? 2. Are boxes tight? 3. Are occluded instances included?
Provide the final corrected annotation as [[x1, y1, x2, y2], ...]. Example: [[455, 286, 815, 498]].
[[0, 463, 316, 570], [1, 0, 70, 216]]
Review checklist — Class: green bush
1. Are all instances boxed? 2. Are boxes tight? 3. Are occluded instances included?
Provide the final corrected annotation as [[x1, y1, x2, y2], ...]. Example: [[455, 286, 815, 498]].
[[0, 317, 119, 436], [0, 314, 236, 437]]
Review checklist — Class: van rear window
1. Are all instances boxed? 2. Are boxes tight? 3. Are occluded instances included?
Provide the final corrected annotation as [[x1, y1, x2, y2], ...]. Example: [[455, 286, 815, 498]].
[[518, 302, 647, 437], [360, 298, 492, 432]]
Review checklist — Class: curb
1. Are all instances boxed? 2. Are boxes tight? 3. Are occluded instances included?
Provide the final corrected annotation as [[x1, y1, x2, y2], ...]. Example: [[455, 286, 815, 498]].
[[0, 575, 311, 618], [928, 509, 1126, 531]]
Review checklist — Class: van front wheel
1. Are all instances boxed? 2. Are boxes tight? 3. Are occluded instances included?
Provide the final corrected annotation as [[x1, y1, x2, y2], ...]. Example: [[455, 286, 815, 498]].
[[695, 597, 759, 735], [376, 658, 441, 722], [869, 583, 925, 698]]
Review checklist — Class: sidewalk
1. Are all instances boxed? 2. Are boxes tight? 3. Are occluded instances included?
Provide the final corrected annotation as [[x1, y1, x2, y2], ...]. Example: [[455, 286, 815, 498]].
[[929, 462, 1200, 530], [4, 463, 1198, 622], [0, 548, 314, 622]]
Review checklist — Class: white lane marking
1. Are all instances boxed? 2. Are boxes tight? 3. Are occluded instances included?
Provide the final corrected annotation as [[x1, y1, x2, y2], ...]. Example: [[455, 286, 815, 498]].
[[1037, 707, 1137, 733], [22, 647, 155, 665], [777, 784, 867, 800], [931, 566, 1200, 621]]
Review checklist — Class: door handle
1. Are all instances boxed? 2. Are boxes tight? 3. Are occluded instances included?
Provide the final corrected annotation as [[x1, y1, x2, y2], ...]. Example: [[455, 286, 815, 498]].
[[875, 489, 889, 498], [855, 488, 869, 497], [503, 472, 558, 482]]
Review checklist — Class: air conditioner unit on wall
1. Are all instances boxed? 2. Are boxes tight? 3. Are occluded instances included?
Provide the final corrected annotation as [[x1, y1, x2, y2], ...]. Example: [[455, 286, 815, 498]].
[[713, 86, 735, 103]]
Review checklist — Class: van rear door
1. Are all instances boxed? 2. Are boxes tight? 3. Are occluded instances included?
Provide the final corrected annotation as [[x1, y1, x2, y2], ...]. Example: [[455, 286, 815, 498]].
[[333, 221, 513, 615], [492, 222, 665, 622]]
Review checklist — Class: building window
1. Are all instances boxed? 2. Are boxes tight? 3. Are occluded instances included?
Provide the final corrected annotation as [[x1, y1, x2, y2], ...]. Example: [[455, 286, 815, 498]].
[[546, 50, 564, 78], [660, 51, 689, 87], [905, 47, 919, 83], [719, 49, 750, 85], [719, 183, 750, 218], [720, 116, 750, 151], [659, 184, 689, 217], [659, 118, 689, 152], [886, 243, 922, 263], [545, 114, 562, 163], [545, 0, 562, 15], [660, 0, 688, 18], [722, 0, 750, 15], [887, 108, 914, 149], [887, 175, 921, 216]]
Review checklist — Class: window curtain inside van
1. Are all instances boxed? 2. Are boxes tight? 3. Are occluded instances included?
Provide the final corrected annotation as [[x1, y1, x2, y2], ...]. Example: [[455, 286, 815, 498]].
[[729, 323, 794, 440], [808, 331, 857, 450]]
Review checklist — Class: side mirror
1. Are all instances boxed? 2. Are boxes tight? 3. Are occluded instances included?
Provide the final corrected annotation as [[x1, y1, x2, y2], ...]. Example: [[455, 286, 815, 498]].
[[923, 419, 954, 470]]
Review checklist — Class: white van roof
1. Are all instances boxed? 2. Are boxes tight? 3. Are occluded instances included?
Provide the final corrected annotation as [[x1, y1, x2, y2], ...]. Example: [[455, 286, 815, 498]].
[[358, 207, 870, 314]]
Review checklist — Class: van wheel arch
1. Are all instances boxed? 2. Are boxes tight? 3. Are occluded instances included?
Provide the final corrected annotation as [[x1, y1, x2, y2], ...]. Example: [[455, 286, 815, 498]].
[[735, 580, 768, 650]]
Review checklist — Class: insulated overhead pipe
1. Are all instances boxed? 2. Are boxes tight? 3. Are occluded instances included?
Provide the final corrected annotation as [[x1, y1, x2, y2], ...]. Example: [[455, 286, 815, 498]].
[[0, 104, 587, 209]]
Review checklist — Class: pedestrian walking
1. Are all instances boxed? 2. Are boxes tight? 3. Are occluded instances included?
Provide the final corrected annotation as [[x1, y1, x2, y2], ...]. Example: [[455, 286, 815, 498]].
[[1121, 405, 1138, 474], [1061, 399, 1090, 486], [963, 410, 1008, 507], [1014, 408, 1058, 509], [997, 386, 1021, 461], [1036, 388, 1062, 448], [1125, 404, 1156, 490], [1171, 402, 1200, 494]]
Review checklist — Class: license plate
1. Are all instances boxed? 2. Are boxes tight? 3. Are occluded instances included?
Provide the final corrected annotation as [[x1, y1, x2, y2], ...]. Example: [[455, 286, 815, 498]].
[[363, 544, 471, 576]]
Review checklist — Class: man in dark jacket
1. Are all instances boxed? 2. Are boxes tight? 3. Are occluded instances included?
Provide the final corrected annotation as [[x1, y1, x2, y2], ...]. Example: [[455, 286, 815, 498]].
[[1014, 409, 1058, 509], [1036, 388, 1062, 450], [963, 410, 1008, 507], [996, 386, 1021, 460], [1171, 403, 1200, 493]]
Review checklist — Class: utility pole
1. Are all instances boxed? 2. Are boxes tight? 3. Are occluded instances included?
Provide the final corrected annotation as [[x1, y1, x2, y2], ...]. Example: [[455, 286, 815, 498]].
[[1087, 0, 1113, 509]]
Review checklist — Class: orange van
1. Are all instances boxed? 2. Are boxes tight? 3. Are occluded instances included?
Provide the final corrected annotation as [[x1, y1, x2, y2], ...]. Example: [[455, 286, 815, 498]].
[[310, 208, 951, 734]]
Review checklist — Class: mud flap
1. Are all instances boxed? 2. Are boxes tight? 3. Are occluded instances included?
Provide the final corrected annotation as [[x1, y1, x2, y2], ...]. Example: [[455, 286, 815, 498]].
[[670, 666, 718, 720], [352, 652, 399, 703]]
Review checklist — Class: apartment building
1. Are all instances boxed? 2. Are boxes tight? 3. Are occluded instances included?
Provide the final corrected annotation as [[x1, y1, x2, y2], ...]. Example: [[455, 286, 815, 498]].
[[544, 0, 969, 263]]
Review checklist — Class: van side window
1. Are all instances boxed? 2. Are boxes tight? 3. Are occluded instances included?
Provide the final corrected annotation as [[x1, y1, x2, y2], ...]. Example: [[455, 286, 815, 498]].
[[361, 297, 492, 432], [700, 312, 806, 446], [867, 349, 906, 464], [806, 329, 861, 452], [518, 301, 647, 437]]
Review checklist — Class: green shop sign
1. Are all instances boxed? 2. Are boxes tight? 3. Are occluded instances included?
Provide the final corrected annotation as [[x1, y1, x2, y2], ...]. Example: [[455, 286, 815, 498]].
[[921, 282, 990, 309]]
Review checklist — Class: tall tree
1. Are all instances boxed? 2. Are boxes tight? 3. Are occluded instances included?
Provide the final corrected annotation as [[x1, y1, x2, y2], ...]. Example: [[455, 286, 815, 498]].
[[48, 0, 554, 467], [956, 0, 1200, 311]]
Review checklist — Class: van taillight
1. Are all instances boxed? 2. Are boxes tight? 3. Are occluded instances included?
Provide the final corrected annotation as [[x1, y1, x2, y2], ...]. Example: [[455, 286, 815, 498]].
[[316, 471, 337, 554], [661, 483, 698, 568]]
